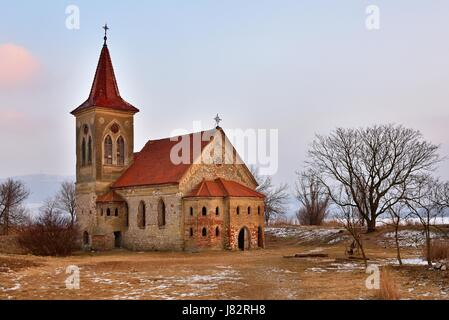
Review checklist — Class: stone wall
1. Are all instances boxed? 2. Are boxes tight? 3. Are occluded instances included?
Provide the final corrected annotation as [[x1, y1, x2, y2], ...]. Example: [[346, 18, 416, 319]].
[[183, 198, 227, 251], [116, 185, 184, 251], [228, 198, 265, 250]]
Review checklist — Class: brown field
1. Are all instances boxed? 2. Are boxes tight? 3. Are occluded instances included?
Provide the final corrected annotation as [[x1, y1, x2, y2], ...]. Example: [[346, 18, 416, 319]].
[[1, 226, 449, 300]]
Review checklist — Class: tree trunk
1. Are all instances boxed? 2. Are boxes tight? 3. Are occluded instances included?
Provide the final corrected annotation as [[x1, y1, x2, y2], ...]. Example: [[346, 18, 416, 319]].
[[394, 224, 402, 266], [4, 207, 9, 235], [366, 218, 376, 233], [425, 228, 432, 267], [354, 236, 368, 268]]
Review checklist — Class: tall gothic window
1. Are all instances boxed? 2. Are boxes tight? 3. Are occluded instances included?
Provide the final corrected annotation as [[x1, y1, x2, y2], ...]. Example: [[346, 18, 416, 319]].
[[104, 135, 113, 165], [138, 201, 146, 229], [87, 136, 92, 165], [117, 136, 125, 165], [81, 138, 86, 166], [158, 199, 166, 228]]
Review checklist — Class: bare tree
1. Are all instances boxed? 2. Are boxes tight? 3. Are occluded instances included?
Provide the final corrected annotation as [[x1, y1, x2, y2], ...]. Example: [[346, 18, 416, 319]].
[[251, 166, 290, 225], [404, 175, 447, 266], [295, 171, 330, 225], [0, 179, 30, 235], [336, 188, 368, 267], [385, 202, 409, 266], [307, 124, 440, 232], [56, 181, 76, 226]]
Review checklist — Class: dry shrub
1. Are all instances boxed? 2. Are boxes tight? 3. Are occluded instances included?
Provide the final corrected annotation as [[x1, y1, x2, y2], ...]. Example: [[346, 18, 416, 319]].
[[424, 240, 449, 262], [17, 211, 79, 256], [269, 216, 297, 227], [297, 206, 328, 226], [377, 268, 401, 300]]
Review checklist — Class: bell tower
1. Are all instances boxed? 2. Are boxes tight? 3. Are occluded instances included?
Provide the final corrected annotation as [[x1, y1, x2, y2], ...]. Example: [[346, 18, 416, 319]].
[[71, 25, 139, 197]]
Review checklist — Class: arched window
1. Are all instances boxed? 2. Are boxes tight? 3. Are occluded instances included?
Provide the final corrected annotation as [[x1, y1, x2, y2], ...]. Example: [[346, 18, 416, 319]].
[[248, 207, 251, 215], [81, 137, 86, 166], [87, 136, 92, 165], [138, 201, 146, 229], [236, 206, 240, 215], [215, 226, 220, 237], [158, 199, 166, 227], [104, 135, 113, 165], [125, 203, 129, 227], [202, 207, 207, 216], [115, 208, 119, 217], [190, 228, 194, 237], [107, 208, 111, 216], [117, 136, 125, 165], [202, 227, 207, 237], [190, 207, 194, 216], [100, 208, 104, 216], [215, 207, 220, 216]]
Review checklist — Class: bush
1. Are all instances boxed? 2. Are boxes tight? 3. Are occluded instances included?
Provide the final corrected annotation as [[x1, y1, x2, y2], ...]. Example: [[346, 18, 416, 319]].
[[377, 268, 401, 300], [424, 240, 449, 262], [297, 207, 328, 226], [17, 211, 79, 256]]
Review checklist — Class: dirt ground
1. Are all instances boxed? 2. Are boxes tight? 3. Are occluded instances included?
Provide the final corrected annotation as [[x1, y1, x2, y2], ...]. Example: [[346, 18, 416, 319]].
[[1, 227, 448, 300]]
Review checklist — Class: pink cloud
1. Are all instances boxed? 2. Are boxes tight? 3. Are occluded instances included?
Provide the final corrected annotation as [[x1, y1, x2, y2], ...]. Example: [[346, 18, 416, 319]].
[[0, 43, 40, 88]]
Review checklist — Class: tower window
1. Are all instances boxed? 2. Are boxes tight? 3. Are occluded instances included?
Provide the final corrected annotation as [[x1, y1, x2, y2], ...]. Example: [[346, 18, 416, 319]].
[[215, 227, 220, 237], [215, 207, 220, 216], [236, 206, 240, 215], [202, 227, 207, 237], [117, 136, 125, 165], [115, 208, 119, 217], [202, 207, 207, 216], [104, 135, 113, 165], [87, 136, 92, 165], [248, 207, 251, 215], [106, 208, 111, 216], [81, 137, 86, 166], [190, 228, 194, 237], [190, 207, 194, 216]]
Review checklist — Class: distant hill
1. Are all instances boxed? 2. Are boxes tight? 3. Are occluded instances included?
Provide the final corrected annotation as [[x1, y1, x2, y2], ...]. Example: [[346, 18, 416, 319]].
[[0, 174, 75, 214]]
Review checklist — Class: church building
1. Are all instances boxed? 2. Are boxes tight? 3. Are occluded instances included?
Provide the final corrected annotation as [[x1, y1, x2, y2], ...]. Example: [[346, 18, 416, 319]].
[[71, 28, 265, 251]]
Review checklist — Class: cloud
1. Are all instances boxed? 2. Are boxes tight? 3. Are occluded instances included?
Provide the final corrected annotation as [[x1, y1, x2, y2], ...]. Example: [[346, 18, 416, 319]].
[[0, 43, 40, 88]]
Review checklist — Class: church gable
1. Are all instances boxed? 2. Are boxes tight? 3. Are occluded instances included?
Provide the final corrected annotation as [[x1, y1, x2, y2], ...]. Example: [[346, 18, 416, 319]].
[[179, 128, 258, 195]]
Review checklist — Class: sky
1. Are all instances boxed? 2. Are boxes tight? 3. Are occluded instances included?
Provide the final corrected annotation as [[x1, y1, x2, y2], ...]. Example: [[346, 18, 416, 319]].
[[1, 0, 449, 196]]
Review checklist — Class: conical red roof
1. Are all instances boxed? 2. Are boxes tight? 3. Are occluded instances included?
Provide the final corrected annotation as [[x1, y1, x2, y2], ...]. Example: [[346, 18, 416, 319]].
[[71, 44, 139, 115]]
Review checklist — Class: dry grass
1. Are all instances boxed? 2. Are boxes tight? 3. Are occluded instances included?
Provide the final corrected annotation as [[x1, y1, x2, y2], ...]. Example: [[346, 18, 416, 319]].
[[321, 220, 344, 228], [376, 268, 401, 300], [424, 240, 449, 262]]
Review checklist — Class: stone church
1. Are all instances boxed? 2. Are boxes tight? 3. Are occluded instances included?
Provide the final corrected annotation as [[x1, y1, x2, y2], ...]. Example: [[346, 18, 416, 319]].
[[71, 31, 265, 251]]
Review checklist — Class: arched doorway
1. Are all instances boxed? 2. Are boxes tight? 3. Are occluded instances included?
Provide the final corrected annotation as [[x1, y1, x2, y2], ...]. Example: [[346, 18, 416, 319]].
[[238, 227, 251, 251], [114, 231, 122, 248], [83, 231, 89, 246]]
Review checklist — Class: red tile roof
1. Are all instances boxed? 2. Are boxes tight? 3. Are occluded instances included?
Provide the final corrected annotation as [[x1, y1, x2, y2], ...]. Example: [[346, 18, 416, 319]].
[[71, 44, 139, 115], [96, 190, 125, 203], [185, 178, 264, 199], [112, 130, 215, 188]]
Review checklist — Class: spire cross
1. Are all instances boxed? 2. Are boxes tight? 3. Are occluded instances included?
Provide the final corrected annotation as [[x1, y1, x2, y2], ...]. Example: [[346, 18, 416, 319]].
[[214, 114, 222, 128], [103, 23, 109, 44]]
